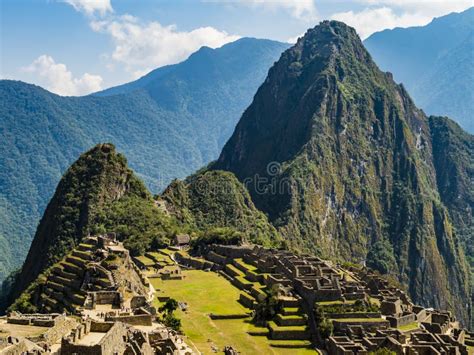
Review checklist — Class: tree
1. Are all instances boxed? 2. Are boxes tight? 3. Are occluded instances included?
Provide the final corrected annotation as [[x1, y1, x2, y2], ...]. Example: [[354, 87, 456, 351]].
[[252, 284, 282, 326], [314, 305, 333, 339], [159, 298, 181, 332], [159, 298, 178, 314]]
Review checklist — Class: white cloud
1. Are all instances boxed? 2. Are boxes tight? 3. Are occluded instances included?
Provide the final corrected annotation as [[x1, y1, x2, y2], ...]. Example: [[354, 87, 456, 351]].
[[287, 33, 304, 44], [22, 55, 103, 96], [331, 7, 432, 39], [356, 0, 472, 14], [240, 0, 317, 20], [91, 15, 241, 78], [331, 1, 473, 39], [63, 0, 113, 16]]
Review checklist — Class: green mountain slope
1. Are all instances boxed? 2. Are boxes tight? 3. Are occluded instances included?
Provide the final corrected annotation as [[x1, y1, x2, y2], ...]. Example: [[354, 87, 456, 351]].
[[429, 116, 474, 273], [162, 170, 280, 246], [0, 38, 288, 282], [364, 7, 474, 132], [214, 21, 471, 324]]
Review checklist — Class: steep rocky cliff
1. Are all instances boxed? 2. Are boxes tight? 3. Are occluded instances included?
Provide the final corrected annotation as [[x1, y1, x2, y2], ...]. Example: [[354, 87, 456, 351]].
[[214, 21, 471, 323]]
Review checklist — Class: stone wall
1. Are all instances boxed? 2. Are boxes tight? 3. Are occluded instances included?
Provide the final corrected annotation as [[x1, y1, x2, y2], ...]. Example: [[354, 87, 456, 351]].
[[333, 319, 390, 332], [90, 321, 114, 332], [386, 313, 416, 328], [91, 290, 122, 307], [106, 314, 153, 326], [329, 312, 381, 319], [206, 251, 227, 265], [43, 315, 78, 345], [61, 322, 129, 355], [211, 245, 251, 259]]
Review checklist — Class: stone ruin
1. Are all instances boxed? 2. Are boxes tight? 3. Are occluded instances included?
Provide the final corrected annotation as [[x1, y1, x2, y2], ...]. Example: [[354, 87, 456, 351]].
[[175, 243, 472, 354]]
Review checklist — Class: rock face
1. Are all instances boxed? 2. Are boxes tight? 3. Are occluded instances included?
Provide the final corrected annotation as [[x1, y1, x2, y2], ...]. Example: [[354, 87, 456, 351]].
[[214, 21, 471, 323], [10, 143, 149, 300]]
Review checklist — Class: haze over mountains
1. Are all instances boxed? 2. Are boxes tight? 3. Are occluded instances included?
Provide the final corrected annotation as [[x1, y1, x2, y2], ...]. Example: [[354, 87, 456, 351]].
[[365, 7, 474, 133], [0, 38, 288, 281]]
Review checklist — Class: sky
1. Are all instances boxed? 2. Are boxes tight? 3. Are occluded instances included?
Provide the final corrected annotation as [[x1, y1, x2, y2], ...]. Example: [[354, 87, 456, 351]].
[[1, 0, 472, 96]]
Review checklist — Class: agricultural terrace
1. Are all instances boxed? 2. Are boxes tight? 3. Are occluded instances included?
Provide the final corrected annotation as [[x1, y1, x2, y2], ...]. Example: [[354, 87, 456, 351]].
[[151, 269, 317, 354]]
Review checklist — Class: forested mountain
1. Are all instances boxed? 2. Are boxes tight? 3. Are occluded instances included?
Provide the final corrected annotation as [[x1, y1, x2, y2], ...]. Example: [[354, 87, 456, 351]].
[[214, 21, 472, 324], [0, 38, 288, 283], [364, 7, 474, 132]]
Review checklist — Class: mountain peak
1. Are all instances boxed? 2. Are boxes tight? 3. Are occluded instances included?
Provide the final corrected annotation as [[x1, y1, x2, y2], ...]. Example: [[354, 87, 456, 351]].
[[213, 20, 470, 323], [9, 143, 148, 300], [290, 20, 366, 65], [214, 20, 391, 179]]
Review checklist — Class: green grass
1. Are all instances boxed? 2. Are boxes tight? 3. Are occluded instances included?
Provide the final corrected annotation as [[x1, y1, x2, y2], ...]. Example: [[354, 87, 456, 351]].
[[331, 318, 384, 322], [368, 297, 381, 307], [152, 270, 317, 354], [157, 248, 176, 257], [268, 321, 308, 332], [279, 314, 305, 320], [397, 322, 420, 331], [226, 263, 245, 277], [235, 258, 258, 272], [316, 300, 356, 306], [134, 255, 155, 266], [147, 252, 173, 264]]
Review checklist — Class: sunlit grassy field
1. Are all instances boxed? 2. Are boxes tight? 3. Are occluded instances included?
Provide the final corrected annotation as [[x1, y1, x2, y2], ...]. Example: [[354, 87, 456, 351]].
[[151, 270, 316, 354]]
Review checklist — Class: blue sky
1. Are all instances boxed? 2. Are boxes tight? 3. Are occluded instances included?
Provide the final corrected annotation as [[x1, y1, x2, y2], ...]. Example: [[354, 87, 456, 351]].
[[1, 0, 472, 95]]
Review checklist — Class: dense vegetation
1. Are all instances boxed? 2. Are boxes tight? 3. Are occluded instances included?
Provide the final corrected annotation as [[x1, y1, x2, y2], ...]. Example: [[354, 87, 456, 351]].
[[213, 21, 471, 324], [162, 170, 281, 247], [4, 143, 282, 311], [0, 38, 288, 283], [364, 7, 474, 133]]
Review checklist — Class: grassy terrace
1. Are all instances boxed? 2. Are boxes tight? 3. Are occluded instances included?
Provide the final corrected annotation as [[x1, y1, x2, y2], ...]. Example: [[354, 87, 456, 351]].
[[332, 318, 384, 322], [134, 255, 155, 267], [268, 321, 308, 332], [157, 248, 175, 257], [152, 270, 316, 354], [235, 258, 258, 272], [397, 322, 420, 332], [147, 252, 173, 265], [316, 300, 356, 306]]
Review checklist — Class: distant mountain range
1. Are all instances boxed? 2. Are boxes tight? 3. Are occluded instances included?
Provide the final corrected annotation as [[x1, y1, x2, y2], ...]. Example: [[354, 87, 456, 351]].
[[0, 38, 289, 282], [365, 7, 474, 133]]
